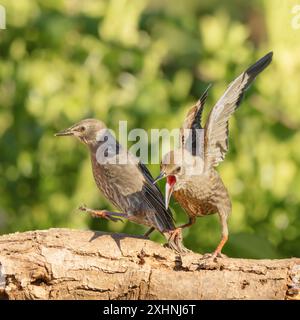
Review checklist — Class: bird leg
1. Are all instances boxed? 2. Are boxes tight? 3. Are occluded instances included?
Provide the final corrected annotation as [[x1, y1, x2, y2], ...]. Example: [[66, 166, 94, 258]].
[[167, 217, 196, 253], [78, 205, 126, 223], [168, 228, 182, 244], [177, 216, 196, 230], [143, 227, 155, 239], [212, 235, 228, 258], [201, 213, 229, 261], [212, 212, 229, 258]]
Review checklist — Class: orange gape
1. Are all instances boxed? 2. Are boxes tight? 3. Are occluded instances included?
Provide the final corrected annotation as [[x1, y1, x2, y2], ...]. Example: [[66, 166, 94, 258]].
[[167, 175, 176, 186]]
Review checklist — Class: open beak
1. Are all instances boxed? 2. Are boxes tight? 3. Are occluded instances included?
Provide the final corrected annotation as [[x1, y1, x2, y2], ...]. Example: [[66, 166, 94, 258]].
[[153, 172, 176, 209], [153, 171, 165, 184], [165, 175, 176, 209], [54, 128, 74, 137]]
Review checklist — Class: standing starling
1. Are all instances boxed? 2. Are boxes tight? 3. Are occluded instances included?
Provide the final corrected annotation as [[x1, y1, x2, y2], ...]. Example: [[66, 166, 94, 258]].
[[55, 119, 185, 252], [154, 52, 273, 259]]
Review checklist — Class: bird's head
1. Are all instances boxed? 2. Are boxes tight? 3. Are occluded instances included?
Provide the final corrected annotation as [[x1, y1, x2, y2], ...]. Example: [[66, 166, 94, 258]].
[[153, 149, 184, 209], [55, 119, 106, 146]]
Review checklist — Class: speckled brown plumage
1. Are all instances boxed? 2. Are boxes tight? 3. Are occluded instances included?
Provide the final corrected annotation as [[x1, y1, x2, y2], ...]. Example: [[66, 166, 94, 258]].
[[156, 52, 273, 258], [55, 119, 186, 252], [173, 170, 231, 218]]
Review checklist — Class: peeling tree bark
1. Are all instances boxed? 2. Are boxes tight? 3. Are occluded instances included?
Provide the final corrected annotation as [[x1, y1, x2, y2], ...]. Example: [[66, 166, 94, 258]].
[[0, 228, 299, 300]]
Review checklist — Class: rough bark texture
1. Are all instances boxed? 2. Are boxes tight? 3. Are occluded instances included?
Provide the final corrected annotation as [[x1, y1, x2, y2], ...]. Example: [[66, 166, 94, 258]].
[[0, 228, 299, 300]]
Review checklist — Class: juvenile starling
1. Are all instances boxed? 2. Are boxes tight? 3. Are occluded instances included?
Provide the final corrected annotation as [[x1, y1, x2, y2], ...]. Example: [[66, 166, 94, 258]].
[[154, 52, 273, 259], [55, 119, 185, 252]]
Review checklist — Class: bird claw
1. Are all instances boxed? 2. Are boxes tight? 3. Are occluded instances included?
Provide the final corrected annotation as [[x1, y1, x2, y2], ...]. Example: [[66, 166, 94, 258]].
[[169, 228, 182, 241], [200, 252, 228, 263], [163, 242, 183, 252], [165, 228, 191, 254], [78, 204, 88, 212], [177, 245, 192, 254], [201, 253, 218, 262], [207, 252, 228, 259], [78, 205, 124, 223]]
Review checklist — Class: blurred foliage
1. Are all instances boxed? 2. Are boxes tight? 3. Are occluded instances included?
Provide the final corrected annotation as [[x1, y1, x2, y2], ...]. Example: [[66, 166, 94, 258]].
[[0, 0, 300, 258]]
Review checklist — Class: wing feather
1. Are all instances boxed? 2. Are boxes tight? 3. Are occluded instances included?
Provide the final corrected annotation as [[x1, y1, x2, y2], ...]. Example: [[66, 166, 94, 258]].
[[180, 85, 211, 156], [204, 52, 273, 169], [138, 163, 175, 231]]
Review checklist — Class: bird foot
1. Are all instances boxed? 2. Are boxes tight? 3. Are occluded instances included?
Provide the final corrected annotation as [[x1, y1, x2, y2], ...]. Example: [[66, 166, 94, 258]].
[[178, 245, 192, 254], [164, 241, 191, 254], [165, 228, 191, 254], [203, 252, 227, 259], [168, 227, 182, 244], [78, 205, 124, 223], [199, 252, 228, 263]]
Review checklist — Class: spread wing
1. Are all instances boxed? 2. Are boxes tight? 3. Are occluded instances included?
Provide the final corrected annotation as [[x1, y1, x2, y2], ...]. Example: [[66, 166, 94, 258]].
[[138, 163, 175, 231], [204, 52, 273, 170], [180, 85, 211, 156]]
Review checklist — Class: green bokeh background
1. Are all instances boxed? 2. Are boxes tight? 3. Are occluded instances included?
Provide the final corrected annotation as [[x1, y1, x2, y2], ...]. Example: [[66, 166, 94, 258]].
[[0, 0, 300, 258]]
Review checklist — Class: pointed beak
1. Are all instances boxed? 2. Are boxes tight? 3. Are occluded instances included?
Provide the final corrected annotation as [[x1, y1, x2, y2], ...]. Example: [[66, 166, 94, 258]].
[[54, 128, 74, 137], [152, 171, 165, 185], [165, 176, 176, 209]]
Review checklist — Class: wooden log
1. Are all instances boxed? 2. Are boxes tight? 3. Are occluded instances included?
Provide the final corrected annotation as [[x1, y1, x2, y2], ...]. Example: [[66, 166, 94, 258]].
[[0, 228, 299, 300]]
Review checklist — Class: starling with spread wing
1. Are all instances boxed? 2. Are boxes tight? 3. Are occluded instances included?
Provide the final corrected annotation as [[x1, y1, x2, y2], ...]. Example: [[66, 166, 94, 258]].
[[154, 52, 273, 259]]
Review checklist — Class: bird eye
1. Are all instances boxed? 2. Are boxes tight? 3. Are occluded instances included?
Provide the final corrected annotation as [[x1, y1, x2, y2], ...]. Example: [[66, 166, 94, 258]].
[[79, 126, 86, 132], [175, 167, 181, 173]]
